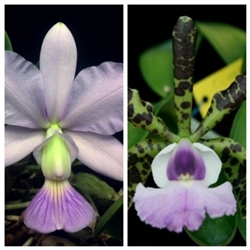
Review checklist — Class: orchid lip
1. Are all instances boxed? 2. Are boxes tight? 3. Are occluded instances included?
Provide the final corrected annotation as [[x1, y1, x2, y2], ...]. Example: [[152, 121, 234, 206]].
[[23, 179, 95, 233], [167, 138, 206, 181]]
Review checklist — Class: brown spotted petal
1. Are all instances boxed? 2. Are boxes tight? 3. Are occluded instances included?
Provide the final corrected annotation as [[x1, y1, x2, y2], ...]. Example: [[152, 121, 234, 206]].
[[128, 138, 171, 209], [201, 137, 246, 218], [172, 16, 197, 137], [191, 73, 246, 142], [128, 88, 179, 143]]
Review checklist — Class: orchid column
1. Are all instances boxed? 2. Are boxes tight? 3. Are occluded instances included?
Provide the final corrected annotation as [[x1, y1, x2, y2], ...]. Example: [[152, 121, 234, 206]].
[[5, 22, 123, 233]]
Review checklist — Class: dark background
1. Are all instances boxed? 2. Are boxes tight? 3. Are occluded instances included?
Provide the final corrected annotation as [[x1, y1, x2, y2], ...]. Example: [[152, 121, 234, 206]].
[[5, 5, 123, 73], [128, 5, 246, 246]]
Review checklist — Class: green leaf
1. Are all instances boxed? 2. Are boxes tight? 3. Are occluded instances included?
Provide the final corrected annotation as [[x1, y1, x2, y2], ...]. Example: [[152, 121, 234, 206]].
[[236, 206, 246, 241], [128, 138, 171, 209], [186, 214, 236, 246], [5, 31, 13, 51], [139, 39, 174, 98], [94, 195, 123, 238], [102, 204, 123, 240], [128, 96, 173, 148], [139, 33, 202, 99], [230, 101, 246, 148], [70, 173, 117, 209], [196, 22, 246, 65]]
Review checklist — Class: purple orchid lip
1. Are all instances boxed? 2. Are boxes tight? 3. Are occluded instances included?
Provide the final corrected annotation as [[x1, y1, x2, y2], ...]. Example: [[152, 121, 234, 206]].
[[23, 179, 95, 234], [134, 139, 237, 233], [167, 139, 206, 181]]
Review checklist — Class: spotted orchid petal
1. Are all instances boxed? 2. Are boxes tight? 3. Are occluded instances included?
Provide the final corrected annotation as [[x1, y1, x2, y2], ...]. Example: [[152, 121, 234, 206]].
[[40, 22, 77, 123], [5, 51, 49, 129], [134, 181, 236, 233], [152, 139, 221, 188], [60, 62, 123, 135], [24, 179, 95, 234], [5, 126, 45, 166], [172, 16, 197, 137], [64, 130, 123, 181]]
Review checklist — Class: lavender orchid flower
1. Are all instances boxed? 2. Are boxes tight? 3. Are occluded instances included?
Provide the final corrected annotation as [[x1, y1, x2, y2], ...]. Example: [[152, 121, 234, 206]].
[[134, 138, 236, 233], [5, 22, 123, 233]]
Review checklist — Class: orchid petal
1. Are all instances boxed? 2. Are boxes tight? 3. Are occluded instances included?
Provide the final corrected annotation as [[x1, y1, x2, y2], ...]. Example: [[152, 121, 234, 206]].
[[193, 142, 222, 187], [65, 130, 123, 181], [134, 182, 236, 233], [60, 62, 123, 135], [40, 22, 77, 122], [24, 180, 95, 233], [5, 51, 49, 128], [151, 143, 177, 188], [5, 126, 45, 166]]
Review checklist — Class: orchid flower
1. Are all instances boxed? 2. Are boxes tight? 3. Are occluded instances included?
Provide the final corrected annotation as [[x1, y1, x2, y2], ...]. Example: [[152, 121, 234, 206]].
[[5, 22, 123, 233], [128, 16, 246, 234]]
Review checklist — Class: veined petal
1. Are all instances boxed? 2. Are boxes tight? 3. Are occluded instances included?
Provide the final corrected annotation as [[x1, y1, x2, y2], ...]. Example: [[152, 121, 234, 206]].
[[65, 130, 123, 181], [134, 182, 236, 233], [5, 51, 49, 128], [60, 62, 123, 135], [5, 126, 45, 166], [40, 22, 77, 122], [23, 179, 95, 233], [33, 132, 78, 180]]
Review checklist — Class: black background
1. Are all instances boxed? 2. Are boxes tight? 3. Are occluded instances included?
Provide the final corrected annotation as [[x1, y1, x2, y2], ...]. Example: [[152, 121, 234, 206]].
[[128, 5, 246, 246]]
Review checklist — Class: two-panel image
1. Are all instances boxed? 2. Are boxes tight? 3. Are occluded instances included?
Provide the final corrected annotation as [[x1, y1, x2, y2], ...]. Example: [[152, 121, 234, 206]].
[[5, 5, 246, 246]]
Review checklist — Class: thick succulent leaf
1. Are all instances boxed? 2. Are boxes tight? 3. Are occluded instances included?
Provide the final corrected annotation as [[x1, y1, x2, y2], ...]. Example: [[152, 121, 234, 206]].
[[230, 101, 246, 148], [200, 138, 246, 218], [196, 22, 246, 65], [186, 214, 236, 246], [139, 39, 174, 98], [172, 16, 197, 137], [128, 96, 173, 148], [5, 31, 13, 51], [128, 138, 171, 209], [191, 73, 246, 141], [128, 88, 179, 143]]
